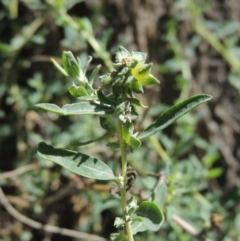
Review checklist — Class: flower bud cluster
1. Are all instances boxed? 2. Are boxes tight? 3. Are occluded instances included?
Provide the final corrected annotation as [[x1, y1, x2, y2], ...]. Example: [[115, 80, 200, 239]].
[[100, 46, 159, 93]]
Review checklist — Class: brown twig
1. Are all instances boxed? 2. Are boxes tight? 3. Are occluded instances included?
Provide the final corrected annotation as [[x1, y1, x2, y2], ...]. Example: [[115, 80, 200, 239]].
[[0, 187, 107, 241], [172, 214, 212, 241]]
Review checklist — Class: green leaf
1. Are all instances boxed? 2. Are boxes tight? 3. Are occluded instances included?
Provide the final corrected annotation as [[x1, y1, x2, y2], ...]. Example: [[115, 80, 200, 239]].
[[38, 142, 115, 180], [100, 73, 112, 86], [106, 142, 120, 149], [89, 64, 101, 85], [82, 56, 93, 77], [131, 217, 147, 234], [127, 98, 147, 107], [100, 117, 115, 132], [115, 46, 130, 63], [138, 63, 152, 74], [131, 51, 147, 63], [122, 122, 133, 140], [141, 74, 160, 86], [97, 89, 116, 105], [127, 136, 141, 149], [153, 182, 168, 209], [62, 51, 80, 78], [114, 217, 125, 228], [110, 233, 125, 241], [79, 18, 93, 33], [138, 94, 212, 139], [35, 102, 113, 115], [126, 196, 138, 215], [77, 96, 98, 101], [112, 76, 125, 86], [131, 80, 143, 93], [228, 72, 240, 91], [51, 58, 68, 76], [206, 167, 223, 179], [135, 201, 164, 231], [117, 67, 129, 76], [68, 85, 88, 97], [70, 133, 112, 146], [203, 153, 220, 167]]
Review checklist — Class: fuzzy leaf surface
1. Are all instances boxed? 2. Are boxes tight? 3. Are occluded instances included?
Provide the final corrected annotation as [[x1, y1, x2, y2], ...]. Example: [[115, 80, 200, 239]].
[[135, 201, 164, 231], [35, 102, 113, 115], [38, 142, 115, 180], [153, 182, 168, 209], [138, 94, 212, 139]]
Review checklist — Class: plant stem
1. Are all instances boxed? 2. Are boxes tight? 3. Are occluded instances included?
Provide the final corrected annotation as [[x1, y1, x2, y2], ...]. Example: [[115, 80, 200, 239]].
[[149, 136, 171, 163], [117, 120, 134, 241]]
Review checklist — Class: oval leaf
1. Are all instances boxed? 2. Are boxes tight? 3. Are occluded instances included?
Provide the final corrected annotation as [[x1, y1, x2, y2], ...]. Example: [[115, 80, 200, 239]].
[[35, 102, 113, 115], [153, 182, 168, 209], [138, 94, 212, 139], [135, 201, 164, 231], [131, 217, 147, 235], [68, 85, 89, 97], [38, 142, 115, 180]]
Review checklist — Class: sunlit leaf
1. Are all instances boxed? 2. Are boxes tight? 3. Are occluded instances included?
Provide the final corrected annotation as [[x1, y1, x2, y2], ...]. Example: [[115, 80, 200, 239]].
[[62, 51, 80, 78], [88, 64, 101, 85], [38, 142, 115, 180], [35, 102, 113, 115], [51, 58, 68, 76], [131, 217, 147, 234], [68, 85, 89, 97], [138, 94, 212, 139], [135, 201, 164, 231]]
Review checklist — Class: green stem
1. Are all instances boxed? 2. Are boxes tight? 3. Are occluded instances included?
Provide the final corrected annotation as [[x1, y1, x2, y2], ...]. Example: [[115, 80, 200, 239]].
[[149, 136, 171, 163], [117, 120, 134, 241]]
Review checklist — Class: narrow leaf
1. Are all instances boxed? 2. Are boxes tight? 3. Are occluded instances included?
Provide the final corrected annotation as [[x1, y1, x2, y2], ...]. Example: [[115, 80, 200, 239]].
[[89, 65, 101, 85], [97, 89, 116, 105], [70, 133, 112, 146], [127, 98, 147, 107], [135, 201, 164, 231], [138, 94, 212, 139], [62, 51, 80, 78], [51, 58, 68, 76], [38, 142, 115, 180], [141, 74, 160, 85], [77, 96, 98, 101], [35, 102, 113, 115]]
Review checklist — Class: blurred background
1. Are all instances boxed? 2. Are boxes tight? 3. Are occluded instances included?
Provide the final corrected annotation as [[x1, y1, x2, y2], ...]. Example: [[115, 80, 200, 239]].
[[0, 0, 240, 241]]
